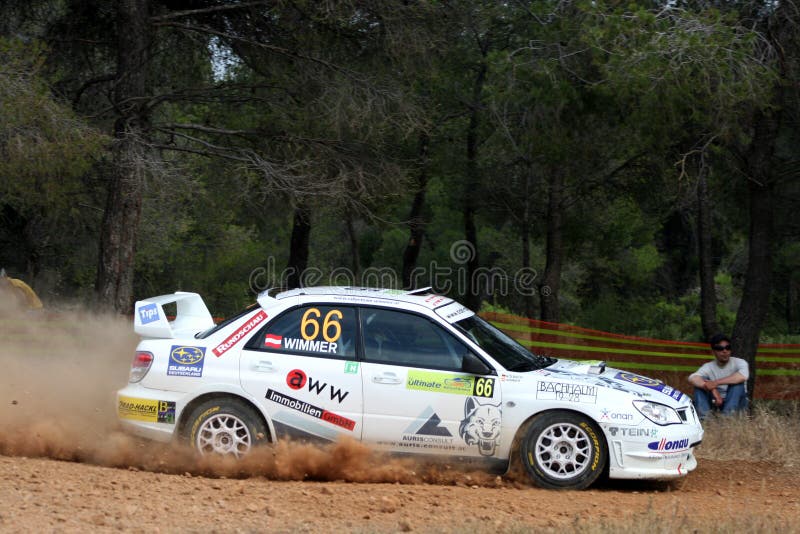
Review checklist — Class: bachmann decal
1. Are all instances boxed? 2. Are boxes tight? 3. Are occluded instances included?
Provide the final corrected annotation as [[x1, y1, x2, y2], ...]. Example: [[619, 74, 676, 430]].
[[213, 310, 268, 356], [536, 382, 598, 403]]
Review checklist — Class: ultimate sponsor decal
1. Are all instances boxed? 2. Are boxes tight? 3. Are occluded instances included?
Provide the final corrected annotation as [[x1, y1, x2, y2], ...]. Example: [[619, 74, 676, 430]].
[[286, 369, 350, 403], [118, 396, 175, 424], [536, 381, 598, 403], [138, 302, 159, 324], [406, 371, 495, 398], [614, 372, 686, 402], [167, 345, 205, 377], [608, 427, 658, 438], [265, 389, 355, 431], [647, 438, 690, 453], [213, 310, 268, 356]]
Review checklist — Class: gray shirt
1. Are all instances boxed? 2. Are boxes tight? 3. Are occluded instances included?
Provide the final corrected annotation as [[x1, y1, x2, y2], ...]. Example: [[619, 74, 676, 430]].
[[689, 357, 749, 399]]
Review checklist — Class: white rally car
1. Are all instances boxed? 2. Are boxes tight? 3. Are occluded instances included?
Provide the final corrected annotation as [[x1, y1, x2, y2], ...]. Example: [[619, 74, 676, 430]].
[[118, 286, 703, 489]]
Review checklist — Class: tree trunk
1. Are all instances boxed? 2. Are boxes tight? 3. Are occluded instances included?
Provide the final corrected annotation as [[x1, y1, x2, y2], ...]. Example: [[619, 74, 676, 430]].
[[401, 133, 429, 289], [344, 209, 360, 280], [697, 164, 720, 340], [286, 201, 311, 289], [788, 277, 800, 334], [521, 172, 534, 319], [540, 169, 564, 322], [732, 110, 778, 401], [463, 63, 486, 311], [95, 0, 150, 313]]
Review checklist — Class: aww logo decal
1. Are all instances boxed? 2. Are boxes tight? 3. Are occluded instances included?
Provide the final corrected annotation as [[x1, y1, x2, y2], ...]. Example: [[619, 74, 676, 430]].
[[286, 369, 350, 403]]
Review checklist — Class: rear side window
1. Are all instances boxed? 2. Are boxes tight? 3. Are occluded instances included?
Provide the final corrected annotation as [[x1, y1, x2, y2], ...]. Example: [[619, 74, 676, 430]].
[[247, 305, 357, 359], [360, 307, 470, 370]]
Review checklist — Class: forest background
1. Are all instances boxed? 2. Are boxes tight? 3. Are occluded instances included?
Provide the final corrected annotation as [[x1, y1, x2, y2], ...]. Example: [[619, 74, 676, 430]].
[[1, 1, 799, 394]]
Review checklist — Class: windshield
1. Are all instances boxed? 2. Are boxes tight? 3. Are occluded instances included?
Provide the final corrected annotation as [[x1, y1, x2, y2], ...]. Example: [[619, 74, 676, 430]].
[[454, 315, 556, 371]]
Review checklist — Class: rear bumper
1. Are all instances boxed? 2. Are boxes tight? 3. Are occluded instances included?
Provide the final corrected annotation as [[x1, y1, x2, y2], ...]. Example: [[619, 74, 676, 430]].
[[116, 384, 184, 443]]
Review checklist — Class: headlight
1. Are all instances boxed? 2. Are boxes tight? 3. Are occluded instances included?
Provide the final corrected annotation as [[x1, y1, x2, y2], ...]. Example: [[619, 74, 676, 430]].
[[633, 400, 682, 425]]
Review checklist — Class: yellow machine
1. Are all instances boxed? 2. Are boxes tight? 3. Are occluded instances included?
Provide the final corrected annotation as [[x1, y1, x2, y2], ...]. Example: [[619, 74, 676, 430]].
[[0, 269, 43, 310]]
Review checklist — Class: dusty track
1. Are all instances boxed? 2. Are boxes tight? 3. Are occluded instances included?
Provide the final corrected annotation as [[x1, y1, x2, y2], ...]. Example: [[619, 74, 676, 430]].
[[0, 455, 796, 533]]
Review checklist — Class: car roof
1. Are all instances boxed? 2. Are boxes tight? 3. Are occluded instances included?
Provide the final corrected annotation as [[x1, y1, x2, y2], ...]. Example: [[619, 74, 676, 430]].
[[257, 286, 456, 310]]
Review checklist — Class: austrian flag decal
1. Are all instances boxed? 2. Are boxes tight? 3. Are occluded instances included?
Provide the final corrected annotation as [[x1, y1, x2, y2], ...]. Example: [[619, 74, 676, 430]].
[[264, 334, 282, 348], [213, 310, 268, 357]]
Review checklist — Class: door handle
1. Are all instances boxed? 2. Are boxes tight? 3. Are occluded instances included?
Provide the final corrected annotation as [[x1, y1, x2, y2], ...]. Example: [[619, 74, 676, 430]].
[[254, 360, 275, 372], [372, 373, 401, 385]]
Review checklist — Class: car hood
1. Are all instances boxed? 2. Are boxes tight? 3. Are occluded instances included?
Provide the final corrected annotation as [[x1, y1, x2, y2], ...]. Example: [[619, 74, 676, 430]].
[[526, 359, 690, 407]]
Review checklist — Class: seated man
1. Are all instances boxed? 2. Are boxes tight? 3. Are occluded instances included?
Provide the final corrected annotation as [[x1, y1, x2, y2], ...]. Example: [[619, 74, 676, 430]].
[[688, 334, 749, 420]]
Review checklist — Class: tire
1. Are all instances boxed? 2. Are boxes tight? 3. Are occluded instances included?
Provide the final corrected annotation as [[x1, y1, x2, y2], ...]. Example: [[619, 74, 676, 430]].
[[519, 411, 606, 490], [184, 398, 269, 458]]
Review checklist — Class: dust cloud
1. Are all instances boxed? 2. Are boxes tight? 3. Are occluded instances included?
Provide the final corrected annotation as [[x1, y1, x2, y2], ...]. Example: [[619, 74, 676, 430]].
[[0, 305, 508, 487]]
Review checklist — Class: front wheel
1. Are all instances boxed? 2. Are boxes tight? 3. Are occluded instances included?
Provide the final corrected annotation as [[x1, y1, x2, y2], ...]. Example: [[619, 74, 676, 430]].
[[184, 398, 269, 458], [519, 411, 606, 490]]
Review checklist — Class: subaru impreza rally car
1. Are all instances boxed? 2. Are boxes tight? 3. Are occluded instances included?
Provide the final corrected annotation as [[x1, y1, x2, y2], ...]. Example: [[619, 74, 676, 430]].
[[117, 286, 703, 490]]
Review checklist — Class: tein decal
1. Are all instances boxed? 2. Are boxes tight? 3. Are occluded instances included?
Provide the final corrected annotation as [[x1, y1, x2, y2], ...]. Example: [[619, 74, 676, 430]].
[[213, 310, 268, 356], [265, 389, 355, 431]]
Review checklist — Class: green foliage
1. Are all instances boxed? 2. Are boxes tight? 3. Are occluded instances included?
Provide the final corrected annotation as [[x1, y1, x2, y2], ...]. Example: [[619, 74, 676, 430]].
[[1, 0, 798, 347], [0, 38, 107, 218]]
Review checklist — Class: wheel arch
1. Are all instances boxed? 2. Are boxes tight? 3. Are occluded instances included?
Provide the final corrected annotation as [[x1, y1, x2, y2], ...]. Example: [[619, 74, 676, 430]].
[[176, 392, 275, 443]]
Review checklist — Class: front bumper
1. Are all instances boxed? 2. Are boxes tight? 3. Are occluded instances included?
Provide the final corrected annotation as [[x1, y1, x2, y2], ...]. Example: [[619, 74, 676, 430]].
[[603, 420, 704, 480]]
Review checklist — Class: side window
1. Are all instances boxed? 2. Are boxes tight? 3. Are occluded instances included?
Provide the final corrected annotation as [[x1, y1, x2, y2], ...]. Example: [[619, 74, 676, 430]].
[[247, 305, 356, 359], [360, 308, 471, 370]]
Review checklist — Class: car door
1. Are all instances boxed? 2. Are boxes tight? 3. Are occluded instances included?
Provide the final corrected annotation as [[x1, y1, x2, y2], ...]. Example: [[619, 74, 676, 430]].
[[240, 304, 363, 443], [359, 307, 502, 458]]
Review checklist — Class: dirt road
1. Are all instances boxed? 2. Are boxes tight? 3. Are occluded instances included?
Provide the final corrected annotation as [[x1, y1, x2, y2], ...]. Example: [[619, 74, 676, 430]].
[[0, 454, 795, 533]]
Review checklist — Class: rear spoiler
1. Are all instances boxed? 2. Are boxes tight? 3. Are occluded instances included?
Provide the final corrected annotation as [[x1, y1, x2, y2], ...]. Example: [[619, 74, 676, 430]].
[[134, 292, 214, 338]]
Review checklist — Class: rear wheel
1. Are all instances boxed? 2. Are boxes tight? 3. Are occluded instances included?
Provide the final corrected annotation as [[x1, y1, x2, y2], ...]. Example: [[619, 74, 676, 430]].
[[520, 411, 606, 490], [184, 398, 268, 458]]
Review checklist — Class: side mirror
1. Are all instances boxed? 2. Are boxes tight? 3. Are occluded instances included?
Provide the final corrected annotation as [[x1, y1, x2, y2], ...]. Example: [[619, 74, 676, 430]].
[[462, 352, 493, 376]]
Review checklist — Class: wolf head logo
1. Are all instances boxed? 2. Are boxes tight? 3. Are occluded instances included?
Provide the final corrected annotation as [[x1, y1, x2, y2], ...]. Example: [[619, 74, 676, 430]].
[[459, 397, 502, 456]]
